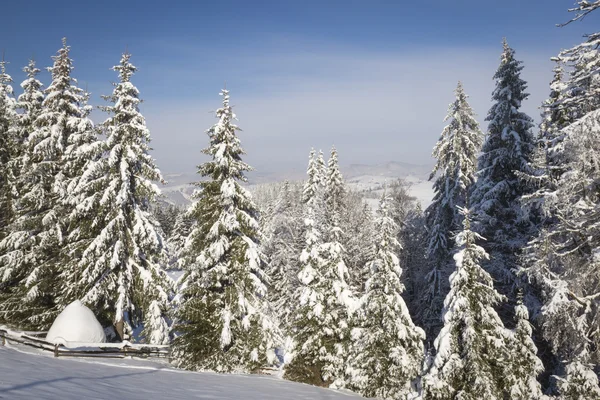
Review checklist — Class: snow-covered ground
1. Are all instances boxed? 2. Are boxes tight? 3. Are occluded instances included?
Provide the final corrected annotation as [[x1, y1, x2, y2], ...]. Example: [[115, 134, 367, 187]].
[[0, 345, 363, 400]]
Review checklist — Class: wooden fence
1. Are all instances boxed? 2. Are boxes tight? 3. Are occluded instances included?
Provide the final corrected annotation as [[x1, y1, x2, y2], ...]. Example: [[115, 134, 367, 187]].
[[0, 327, 170, 360]]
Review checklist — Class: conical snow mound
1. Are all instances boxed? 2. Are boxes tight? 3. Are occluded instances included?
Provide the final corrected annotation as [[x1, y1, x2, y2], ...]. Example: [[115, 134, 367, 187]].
[[46, 300, 106, 344]]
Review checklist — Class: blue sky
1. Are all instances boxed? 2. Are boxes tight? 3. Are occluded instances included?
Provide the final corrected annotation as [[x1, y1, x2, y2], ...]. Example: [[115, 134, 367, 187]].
[[1, 1, 598, 176]]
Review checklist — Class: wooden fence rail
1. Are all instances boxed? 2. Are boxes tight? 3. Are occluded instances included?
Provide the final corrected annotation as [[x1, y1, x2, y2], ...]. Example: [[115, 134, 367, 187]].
[[0, 327, 170, 360]]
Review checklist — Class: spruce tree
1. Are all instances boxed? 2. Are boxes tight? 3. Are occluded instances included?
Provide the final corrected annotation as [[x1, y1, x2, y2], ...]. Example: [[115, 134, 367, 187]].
[[506, 294, 544, 399], [173, 89, 280, 371], [324, 146, 345, 234], [0, 58, 17, 235], [166, 207, 195, 268], [302, 149, 325, 210], [421, 207, 510, 399], [422, 81, 483, 342], [318, 175, 354, 388], [59, 52, 172, 343], [0, 39, 90, 329], [14, 60, 44, 190], [342, 193, 375, 290], [471, 39, 536, 311], [520, 5, 600, 389], [262, 180, 303, 332], [285, 149, 354, 388], [348, 192, 424, 399], [557, 358, 600, 400]]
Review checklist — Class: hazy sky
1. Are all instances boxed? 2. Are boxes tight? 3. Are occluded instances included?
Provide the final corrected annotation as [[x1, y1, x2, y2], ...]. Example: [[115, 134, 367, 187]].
[[1, 1, 598, 175]]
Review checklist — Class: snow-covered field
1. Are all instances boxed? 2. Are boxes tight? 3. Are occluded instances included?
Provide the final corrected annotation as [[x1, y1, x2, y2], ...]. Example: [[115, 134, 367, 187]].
[[160, 161, 435, 208], [0, 345, 363, 400]]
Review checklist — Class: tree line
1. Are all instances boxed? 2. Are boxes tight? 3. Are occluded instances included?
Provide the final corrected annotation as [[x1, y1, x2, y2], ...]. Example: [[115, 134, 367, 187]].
[[1, 1, 600, 399]]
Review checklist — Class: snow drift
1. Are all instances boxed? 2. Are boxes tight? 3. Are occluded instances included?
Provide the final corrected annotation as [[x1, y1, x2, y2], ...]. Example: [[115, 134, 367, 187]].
[[46, 300, 106, 344]]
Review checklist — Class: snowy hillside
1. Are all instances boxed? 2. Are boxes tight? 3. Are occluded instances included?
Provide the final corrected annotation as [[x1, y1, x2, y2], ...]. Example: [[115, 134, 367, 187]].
[[160, 161, 435, 207], [0, 346, 363, 400]]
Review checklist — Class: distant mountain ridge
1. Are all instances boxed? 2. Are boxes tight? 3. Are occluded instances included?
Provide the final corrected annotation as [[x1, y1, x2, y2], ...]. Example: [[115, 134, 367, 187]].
[[159, 160, 434, 207]]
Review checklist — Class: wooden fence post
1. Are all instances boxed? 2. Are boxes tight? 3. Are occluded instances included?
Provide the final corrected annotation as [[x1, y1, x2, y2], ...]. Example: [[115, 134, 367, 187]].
[[1, 335, 5, 346], [54, 343, 59, 358]]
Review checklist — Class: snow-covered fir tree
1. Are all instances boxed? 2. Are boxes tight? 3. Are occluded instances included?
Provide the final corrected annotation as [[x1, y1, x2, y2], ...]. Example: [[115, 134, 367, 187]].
[[0, 39, 91, 329], [13, 60, 44, 192], [422, 81, 483, 343], [173, 89, 280, 371], [556, 358, 600, 400], [521, 5, 600, 390], [262, 180, 304, 332], [506, 294, 544, 399], [153, 204, 180, 239], [317, 187, 354, 387], [302, 149, 325, 211], [348, 192, 424, 399], [0, 60, 41, 326], [166, 207, 195, 268], [421, 207, 517, 399], [470, 39, 536, 314], [0, 58, 17, 234], [285, 149, 354, 388], [324, 146, 345, 236], [59, 52, 172, 343], [528, 112, 600, 367], [342, 192, 375, 290]]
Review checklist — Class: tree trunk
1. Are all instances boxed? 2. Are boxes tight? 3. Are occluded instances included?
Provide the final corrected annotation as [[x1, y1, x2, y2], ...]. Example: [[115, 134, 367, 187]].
[[115, 320, 124, 342]]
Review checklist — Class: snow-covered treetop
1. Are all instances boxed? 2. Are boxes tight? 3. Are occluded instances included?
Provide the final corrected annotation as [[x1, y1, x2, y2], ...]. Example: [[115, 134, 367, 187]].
[[373, 192, 401, 258], [102, 52, 162, 187], [0, 59, 14, 92], [17, 59, 44, 121], [472, 39, 535, 225], [115, 51, 136, 82], [199, 89, 251, 185], [489, 39, 532, 121], [0, 58, 16, 113], [302, 148, 324, 207], [454, 207, 489, 263], [44, 38, 82, 116], [325, 146, 345, 231], [430, 81, 482, 202], [425, 81, 483, 267]]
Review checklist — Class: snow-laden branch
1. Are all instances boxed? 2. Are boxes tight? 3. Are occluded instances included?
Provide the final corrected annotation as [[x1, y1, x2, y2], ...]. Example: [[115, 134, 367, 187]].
[[559, 0, 600, 26]]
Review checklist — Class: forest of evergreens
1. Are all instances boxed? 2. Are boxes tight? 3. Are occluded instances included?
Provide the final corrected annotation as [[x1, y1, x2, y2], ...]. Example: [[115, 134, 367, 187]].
[[1, 2, 600, 399]]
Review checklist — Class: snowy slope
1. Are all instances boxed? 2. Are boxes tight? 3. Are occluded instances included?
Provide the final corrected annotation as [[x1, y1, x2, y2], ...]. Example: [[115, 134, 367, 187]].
[[0, 346, 363, 400], [161, 161, 434, 207]]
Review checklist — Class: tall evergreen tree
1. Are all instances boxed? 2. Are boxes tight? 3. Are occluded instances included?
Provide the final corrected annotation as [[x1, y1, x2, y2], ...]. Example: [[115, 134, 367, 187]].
[[166, 206, 195, 268], [0, 60, 42, 326], [422, 81, 483, 342], [173, 89, 280, 371], [0, 39, 91, 329], [0, 58, 17, 235], [522, 5, 600, 390], [506, 294, 544, 399], [342, 192, 375, 290], [348, 192, 424, 399], [324, 146, 345, 233], [471, 39, 536, 311], [14, 60, 44, 190], [302, 149, 325, 211], [59, 52, 171, 343], [285, 149, 354, 388], [262, 180, 303, 332], [420, 207, 513, 399]]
